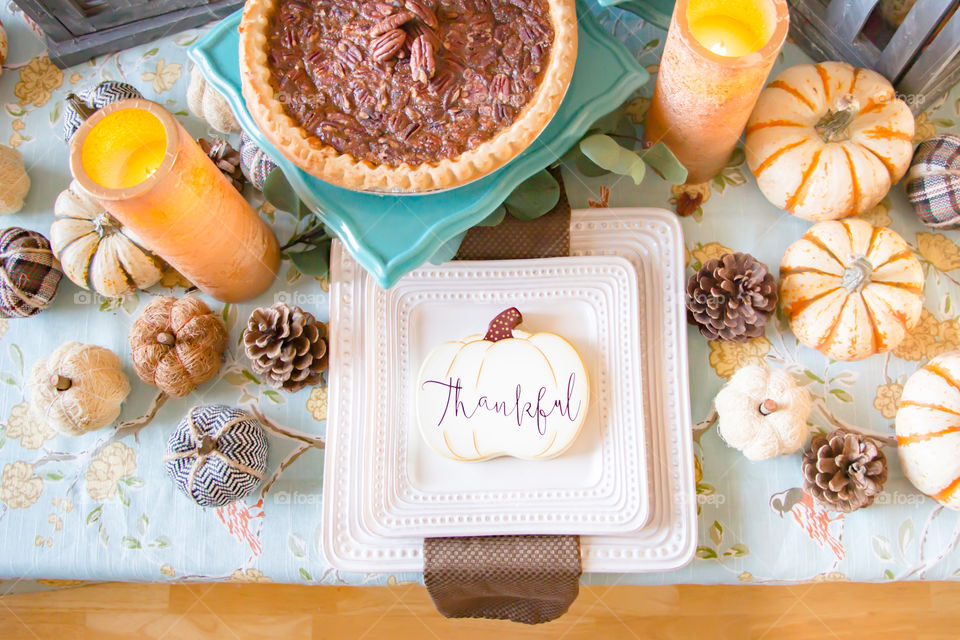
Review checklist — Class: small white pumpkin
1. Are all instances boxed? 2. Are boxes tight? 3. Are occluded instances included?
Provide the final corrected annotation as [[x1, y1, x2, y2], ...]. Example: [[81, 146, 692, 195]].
[[780, 218, 924, 361], [28, 342, 131, 436], [896, 351, 960, 509], [0, 145, 30, 215], [187, 66, 240, 134], [746, 61, 914, 221], [51, 180, 165, 298], [715, 364, 811, 461], [0, 20, 7, 76]]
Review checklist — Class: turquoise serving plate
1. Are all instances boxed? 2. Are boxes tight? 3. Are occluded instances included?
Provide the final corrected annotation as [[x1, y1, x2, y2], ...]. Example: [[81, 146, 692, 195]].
[[190, 4, 648, 288], [600, 0, 675, 30]]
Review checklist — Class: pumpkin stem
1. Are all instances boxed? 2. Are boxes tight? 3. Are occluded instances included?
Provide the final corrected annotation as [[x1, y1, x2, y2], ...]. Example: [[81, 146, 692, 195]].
[[841, 255, 873, 292], [759, 399, 778, 415], [815, 95, 860, 143], [156, 331, 176, 346], [50, 375, 72, 391], [197, 434, 217, 455], [484, 307, 523, 342], [65, 94, 96, 122]]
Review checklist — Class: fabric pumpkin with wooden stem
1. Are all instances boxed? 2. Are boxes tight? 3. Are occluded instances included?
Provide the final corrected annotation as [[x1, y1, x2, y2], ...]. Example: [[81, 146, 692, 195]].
[[896, 351, 960, 509], [51, 180, 166, 298], [779, 218, 924, 361], [745, 61, 914, 221]]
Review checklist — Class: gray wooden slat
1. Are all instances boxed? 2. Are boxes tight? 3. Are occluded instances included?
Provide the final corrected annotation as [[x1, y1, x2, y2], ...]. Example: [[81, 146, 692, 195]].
[[826, 0, 880, 42], [898, 8, 960, 112], [878, 0, 957, 81]]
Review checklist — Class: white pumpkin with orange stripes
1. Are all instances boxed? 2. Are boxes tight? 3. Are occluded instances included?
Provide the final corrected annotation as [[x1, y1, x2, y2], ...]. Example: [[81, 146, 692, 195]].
[[746, 61, 914, 221], [779, 219, 923, 361], [896, 352, 960, 510]]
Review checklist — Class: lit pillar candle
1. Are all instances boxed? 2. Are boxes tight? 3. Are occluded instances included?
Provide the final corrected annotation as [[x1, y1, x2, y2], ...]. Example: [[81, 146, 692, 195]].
[[645, 0, 788, 184], [69, 98, 280, 303]]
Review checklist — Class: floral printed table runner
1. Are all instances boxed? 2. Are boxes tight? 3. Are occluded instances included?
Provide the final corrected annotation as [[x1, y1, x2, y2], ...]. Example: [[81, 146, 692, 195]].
[[1, 4, 960, 590]]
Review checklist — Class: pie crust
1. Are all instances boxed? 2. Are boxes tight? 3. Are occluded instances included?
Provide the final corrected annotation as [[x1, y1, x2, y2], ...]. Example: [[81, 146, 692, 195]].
[[239, 0, 577, 192]]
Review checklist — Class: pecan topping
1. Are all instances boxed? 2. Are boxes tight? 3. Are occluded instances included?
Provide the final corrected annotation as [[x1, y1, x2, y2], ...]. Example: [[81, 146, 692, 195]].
[[360, 1, 398, 20], [491, 73, 509, 102], [404, 0, 439, 29], [408, 20, 441, 51], [335, 39, 363, 68], [370, 28, 406, 62], [409, 34, 436, 84], [369, 10, 416, 37]]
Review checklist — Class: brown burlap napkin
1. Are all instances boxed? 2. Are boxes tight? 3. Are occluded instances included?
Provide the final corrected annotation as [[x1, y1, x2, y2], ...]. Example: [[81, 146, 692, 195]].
[[425, 169, 581, 625]]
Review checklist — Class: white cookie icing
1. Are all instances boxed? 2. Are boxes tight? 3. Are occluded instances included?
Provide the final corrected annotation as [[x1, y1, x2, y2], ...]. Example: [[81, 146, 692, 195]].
[[416, 329, 590, 461]]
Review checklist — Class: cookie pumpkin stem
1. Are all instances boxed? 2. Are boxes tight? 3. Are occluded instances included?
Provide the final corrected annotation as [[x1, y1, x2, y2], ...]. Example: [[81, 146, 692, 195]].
[[485, 307, 523, 342]]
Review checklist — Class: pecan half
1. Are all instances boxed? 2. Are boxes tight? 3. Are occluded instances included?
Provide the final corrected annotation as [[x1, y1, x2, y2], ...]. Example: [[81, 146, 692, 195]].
[[335, 39, 363, 69], [491, 73, 510, 102], [404, 0, 438, 29], [370, 28, 406, 62], [408, 20, 441, 51], [360, 1, 398, 20], [370, 10, 415, 37], [409, 34, 436, 84]]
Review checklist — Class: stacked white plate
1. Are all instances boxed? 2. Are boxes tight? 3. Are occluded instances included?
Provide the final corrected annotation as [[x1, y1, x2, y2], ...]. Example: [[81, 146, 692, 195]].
[[323, 208, 696, 573]]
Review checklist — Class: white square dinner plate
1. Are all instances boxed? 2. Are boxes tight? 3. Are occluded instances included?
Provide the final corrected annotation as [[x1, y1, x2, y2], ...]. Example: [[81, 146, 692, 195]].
[[322, 208, 696, 573], [362, 256, 649, 538]]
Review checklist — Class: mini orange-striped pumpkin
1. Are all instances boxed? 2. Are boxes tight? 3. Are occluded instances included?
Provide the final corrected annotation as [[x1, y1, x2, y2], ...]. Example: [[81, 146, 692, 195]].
[[779, 218, 923, 361], [896, 351, 960, 509], [746, 61, 915, 221]]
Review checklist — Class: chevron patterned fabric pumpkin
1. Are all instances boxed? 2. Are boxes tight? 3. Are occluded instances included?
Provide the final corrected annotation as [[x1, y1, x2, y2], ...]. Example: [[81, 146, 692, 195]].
[[61, 81, 142, 141], [746, 61, 914, 221], [163, 405, 268, 507], [896, 351, 960, 509], [779, 219, 924, 361], [51, 180, 165, 298]]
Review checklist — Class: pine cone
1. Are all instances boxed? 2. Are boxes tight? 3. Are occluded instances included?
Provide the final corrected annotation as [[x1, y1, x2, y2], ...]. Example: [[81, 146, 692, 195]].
[[801, 429, 888, 513], [199, 137, 245, 192], [686, 252, 777, 342], [242, 302, 328, 392]]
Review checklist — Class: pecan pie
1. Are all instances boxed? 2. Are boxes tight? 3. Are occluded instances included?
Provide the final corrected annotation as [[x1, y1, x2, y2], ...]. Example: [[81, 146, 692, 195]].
[[240, 0, 577, 192]]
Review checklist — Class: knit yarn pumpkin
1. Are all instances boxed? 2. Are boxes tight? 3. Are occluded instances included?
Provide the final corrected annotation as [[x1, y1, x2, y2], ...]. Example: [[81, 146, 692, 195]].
[[0, 145, 30, 215], [163, 405, 268, 507], [906, 135, 960, 229], [129, 296, 228, 397], [0, 227, 63, 318], [239, 131, 277, 191], [28, 342, 131, 435], [62, 81, 143, 141]]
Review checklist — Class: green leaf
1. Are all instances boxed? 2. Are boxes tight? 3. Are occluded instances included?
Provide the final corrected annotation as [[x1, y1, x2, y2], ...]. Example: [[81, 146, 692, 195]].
[[572, 152, 610, 177], [725, 543, 749, 557], [117, 484, 130, 507], [872, 536, 893, 561], [586, 105, 626, 136], [0, 373, 16, 386], [223, 371, 250, 386], [829, 388, 853, 403], [695, 546, 717, 559], [898, 519, 914, 557], [299, 568, 313, 581], [552, 142, 584, 170], [9, 344, 23, 374], [121, 536, 141, 549], [641, 142, 688, 185], [149, 536, 171, 549], [43, 472, 63, 481], [137, 514, 148, 537], [263, 169, 301, 215], [883, 569, 895, 580], [288, 533, 307, 559], [242, 370, 261, 385], [478, 206, 506, 227], [86, 505, 102, 526], [142, 47, 159, 58], [429, 232, 466, 265], [288, 239, 332, 278], [579, 134, 646, 185], [123, 476, 144, 488], [49, 101, 61, 125], [803, 370, 825, 384], [503, 170, 560, 220], [709, 520, 723, 546], [264, 390, 285, 404]]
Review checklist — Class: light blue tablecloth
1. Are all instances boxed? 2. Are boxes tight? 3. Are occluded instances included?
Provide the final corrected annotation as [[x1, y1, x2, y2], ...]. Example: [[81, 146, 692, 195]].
[[2, 3, 960, 591]]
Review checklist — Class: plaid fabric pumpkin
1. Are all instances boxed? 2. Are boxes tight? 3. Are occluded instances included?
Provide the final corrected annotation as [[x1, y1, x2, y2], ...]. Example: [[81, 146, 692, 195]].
[[163, 405, 268, 508], [239, 130, 277, 191], [0, 227, 63, 318], [906, 134, 960, 229]]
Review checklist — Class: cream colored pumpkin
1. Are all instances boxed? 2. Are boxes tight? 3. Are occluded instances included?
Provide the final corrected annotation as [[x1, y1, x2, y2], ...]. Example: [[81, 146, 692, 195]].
[[780, 218, 924, 361], [746, 61, 914, 221], [896, 351, 960, 509], [0, 145, 29, 214], [28, 342, 131, 436], [187, 66, 240, 134], [51, 180, 165, 298]]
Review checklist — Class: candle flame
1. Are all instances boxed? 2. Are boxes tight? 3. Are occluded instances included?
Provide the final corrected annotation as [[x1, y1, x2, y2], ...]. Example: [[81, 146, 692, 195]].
[[709, 41, 728, 56]]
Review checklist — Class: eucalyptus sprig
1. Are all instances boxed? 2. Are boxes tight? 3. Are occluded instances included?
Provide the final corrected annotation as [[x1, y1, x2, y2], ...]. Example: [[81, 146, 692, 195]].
[[262, 169, 333, 278]]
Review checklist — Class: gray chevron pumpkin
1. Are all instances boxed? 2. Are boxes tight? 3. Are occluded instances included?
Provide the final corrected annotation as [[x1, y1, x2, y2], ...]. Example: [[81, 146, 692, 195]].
[[163, 405, 268, 508], [62, 81, 143, 141]]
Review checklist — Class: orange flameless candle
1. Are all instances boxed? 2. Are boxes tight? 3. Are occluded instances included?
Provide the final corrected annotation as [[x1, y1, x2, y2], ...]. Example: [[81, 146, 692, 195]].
[[69, 99, 280, 303], [645, 0, 788, 183]]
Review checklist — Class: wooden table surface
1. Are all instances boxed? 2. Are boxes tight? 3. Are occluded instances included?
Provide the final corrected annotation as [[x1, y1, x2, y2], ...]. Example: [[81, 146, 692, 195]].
[[0, 582, 955, 638]]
